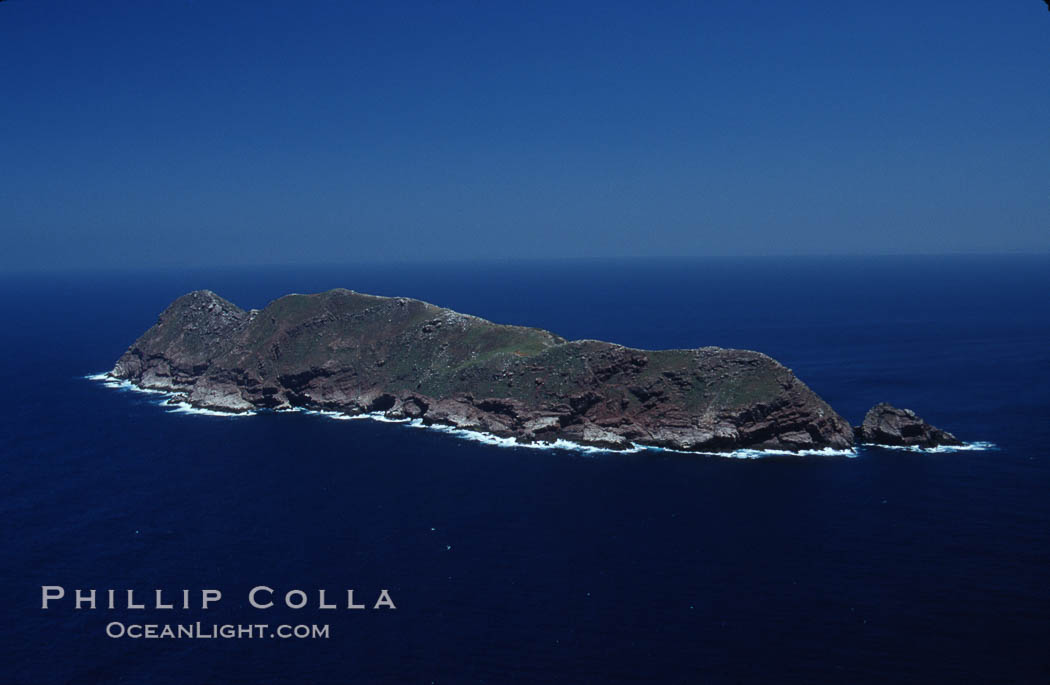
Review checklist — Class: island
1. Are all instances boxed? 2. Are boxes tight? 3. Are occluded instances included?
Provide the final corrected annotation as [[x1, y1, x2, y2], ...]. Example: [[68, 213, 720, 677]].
[[108, 289, 961, 453]]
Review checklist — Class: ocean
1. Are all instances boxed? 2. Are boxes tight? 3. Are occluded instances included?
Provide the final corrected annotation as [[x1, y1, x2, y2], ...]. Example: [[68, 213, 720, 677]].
[[2, 256, 1048, 684]]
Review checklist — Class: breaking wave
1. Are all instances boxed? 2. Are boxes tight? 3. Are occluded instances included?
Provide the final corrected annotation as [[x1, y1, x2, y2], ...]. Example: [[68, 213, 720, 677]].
[[868, 441, 997, 453], [645, 445, 858, 459], [164, 400, 257, 417]]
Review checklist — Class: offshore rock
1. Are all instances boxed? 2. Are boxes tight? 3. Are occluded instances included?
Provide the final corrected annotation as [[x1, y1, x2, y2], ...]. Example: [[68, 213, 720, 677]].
[[856, 403, 962, 448], [111, 289, 857, 453]]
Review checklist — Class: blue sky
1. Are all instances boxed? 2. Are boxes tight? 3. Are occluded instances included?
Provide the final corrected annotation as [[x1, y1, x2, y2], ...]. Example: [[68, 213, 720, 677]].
[[2, 1, 1047, 269]]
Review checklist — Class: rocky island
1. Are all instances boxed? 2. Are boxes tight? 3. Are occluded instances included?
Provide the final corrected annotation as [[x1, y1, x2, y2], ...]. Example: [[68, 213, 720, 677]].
[[108, 289, 961, 453], [856, 403, 961, 448]]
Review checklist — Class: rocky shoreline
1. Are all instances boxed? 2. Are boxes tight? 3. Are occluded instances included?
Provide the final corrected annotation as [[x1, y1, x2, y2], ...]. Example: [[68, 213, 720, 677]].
[[108, 289, 963, 454]]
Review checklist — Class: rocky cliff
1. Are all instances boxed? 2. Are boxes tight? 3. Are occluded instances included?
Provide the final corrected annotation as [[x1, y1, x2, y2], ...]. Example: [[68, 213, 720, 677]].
[[110, 289, 863, 452]]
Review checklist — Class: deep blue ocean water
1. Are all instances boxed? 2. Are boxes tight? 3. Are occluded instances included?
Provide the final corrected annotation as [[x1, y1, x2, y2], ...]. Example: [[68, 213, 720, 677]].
[[1, 256, 1048, 684]]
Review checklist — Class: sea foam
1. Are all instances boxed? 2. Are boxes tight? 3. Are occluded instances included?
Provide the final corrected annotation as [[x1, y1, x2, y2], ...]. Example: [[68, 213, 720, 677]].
[[870, 441, 997, 453], [164, 400, 257, 417]]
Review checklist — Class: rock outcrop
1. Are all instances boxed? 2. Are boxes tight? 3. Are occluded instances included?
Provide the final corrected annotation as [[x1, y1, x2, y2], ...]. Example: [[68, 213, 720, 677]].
[[855, 403, 962, 448], [111, 289, 862, 452]]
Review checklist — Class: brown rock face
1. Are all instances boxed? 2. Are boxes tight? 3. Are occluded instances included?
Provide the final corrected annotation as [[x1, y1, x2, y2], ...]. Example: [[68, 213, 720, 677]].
[[856, 403, 962, 448], [110, 289, 857, 453]]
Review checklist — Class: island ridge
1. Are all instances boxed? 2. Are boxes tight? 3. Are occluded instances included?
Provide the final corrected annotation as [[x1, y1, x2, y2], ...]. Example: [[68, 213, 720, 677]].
[[110, 289, 960, 453]]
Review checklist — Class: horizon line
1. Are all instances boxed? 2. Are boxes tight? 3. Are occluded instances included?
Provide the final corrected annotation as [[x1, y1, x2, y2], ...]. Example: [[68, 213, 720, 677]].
[[3, 251, 1049, 276]]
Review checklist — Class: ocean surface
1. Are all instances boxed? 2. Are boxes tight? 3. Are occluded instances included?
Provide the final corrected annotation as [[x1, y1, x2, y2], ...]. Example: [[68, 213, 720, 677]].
[[1, 256, 1048, 684]]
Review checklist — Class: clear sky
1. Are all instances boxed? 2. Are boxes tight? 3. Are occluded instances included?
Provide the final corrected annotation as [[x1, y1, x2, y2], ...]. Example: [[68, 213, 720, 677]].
[[2, 1, 1047, 269]]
